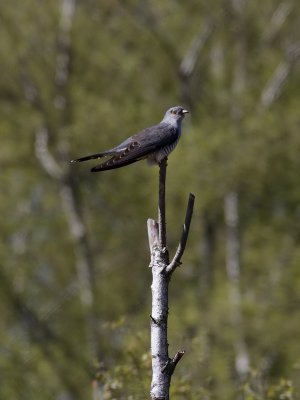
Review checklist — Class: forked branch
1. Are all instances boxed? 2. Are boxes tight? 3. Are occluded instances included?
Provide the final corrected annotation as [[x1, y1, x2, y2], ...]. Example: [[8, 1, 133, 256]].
[[166, 193, 195, 275], [148, 158, 195, 400]]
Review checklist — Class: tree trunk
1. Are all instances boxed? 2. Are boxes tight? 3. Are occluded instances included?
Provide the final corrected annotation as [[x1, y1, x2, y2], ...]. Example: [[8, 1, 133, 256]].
[[147, 159, 194, 399], [224, 191, 249, 380]]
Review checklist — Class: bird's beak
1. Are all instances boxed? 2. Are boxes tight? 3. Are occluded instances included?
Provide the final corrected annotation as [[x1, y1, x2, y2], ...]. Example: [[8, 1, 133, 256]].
[[182, 109, 189, 114]]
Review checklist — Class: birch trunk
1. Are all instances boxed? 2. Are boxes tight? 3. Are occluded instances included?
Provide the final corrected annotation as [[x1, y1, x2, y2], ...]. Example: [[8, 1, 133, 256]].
[[147, 159, 194, 399], [224, 191, 249, 379]]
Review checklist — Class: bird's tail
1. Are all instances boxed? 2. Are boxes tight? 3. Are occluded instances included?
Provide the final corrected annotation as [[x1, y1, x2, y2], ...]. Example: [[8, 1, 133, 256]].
[[91, 157, 140, 172], [70, 151, 111, 163]]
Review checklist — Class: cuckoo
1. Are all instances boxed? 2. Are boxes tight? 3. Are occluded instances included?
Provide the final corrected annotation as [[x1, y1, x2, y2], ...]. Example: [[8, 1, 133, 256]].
[[71, 106, 189, 172]]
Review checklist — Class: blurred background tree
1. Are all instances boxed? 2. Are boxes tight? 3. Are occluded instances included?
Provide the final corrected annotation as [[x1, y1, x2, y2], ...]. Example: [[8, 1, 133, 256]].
[[1, 0, 300, 399]]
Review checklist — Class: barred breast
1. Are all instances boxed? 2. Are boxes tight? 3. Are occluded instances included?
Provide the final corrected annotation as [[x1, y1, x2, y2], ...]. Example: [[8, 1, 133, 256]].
[[147, 137, 180, 165]]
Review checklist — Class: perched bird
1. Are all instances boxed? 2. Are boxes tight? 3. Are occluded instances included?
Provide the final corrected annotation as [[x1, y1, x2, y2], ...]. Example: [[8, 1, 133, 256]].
[[71, 106, 189, 172]]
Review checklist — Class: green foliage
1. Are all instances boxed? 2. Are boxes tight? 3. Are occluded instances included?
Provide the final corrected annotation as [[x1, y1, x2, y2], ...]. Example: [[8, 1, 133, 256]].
[[1, 0, 300, 399], [241, 373, 295, 400]]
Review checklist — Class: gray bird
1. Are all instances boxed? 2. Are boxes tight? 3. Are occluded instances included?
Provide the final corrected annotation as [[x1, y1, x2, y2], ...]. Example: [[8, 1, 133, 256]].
[[71, 106, 189, 172]]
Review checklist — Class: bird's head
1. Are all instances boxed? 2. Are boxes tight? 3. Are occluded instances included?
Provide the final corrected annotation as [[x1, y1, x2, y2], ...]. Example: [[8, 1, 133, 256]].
[[162, 106, 189, 124]]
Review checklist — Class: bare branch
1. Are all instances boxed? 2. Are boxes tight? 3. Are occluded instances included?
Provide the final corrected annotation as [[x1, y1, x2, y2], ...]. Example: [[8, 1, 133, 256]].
[[148, 219, 159, 252], [226, 1, 250, 379], [260, 41, 300, 109], [158, 158, 168, 256], [35, 127, 64, 179], [60, 183, 86, 241], [224, 191, 250, 378], [161, 350, 185, 375], [263, 2, 293, 43], [179, 22, 213, 78], [166, 193, 195, 275], [35, 125, 95, 308], [147, 218, 159, 268], [261, 62, 290, 109], [224, 191, 240, 282], [55, 0, 75, 111], [148, 162, 195, 399]]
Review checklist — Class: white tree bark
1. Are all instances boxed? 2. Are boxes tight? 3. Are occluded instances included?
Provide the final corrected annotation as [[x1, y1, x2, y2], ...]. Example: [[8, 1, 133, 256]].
[[224, 191, 249, 378], [147, 159, 194, 399], [224, 0, 250, 381], [148, 219, 172, 399], [29, 0, 99, 365]]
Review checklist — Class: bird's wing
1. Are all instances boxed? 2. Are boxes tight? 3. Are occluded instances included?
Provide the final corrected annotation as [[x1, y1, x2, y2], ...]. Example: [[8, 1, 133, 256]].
[[91, 123, 178, 172]]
